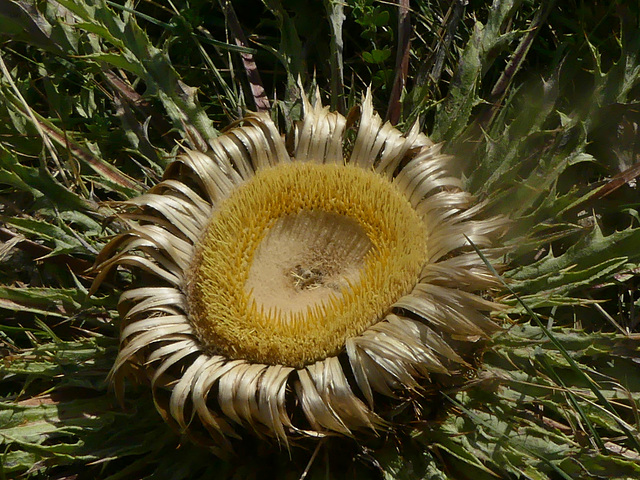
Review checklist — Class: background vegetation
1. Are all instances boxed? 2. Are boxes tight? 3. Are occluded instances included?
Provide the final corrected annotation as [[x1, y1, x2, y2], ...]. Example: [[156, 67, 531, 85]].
[[1, 0, 639, 478]]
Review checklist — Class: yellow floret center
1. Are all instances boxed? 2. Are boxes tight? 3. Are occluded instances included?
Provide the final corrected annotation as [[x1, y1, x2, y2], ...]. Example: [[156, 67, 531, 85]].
[[187, 162, 428, 367]]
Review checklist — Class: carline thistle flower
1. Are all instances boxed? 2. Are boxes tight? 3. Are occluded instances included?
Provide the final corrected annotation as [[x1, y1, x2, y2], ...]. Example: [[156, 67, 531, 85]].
[[92, 90, 506, 454]]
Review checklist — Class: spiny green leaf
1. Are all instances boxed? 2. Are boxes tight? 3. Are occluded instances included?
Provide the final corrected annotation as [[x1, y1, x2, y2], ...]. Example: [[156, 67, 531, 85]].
[[53, 0, 219, 148], [470, 239, 640, 453], [507, 224, 640, 295], [0, 146, 90, 211], [1, 217, 84, 255], [0, 286, 86, 317], [432, 0, 526, 142]]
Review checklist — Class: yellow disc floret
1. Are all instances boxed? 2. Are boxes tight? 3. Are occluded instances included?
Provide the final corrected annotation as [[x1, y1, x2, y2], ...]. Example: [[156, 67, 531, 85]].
[[187, 162, 428, 367]]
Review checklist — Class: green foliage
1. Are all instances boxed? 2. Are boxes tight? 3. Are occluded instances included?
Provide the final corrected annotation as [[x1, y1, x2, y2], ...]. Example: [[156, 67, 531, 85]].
[[1, 0, 639, 478]]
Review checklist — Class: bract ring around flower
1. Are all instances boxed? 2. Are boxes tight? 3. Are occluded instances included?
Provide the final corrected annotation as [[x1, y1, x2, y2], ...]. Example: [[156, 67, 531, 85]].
[[92, 90, 506, 453]]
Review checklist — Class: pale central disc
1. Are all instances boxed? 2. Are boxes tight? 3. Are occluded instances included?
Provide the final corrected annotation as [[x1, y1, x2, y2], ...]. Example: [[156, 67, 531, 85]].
[[245, 211, 372, 318]]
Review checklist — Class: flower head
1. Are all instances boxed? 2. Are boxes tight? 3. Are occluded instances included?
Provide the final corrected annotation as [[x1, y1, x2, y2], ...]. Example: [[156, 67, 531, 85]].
[[93, 91, 505, 451]]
